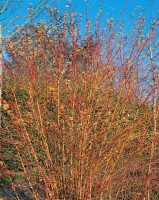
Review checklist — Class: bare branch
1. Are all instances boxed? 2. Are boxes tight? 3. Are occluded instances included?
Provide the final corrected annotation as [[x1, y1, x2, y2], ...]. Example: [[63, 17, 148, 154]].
[[0, 0, 9, 14]]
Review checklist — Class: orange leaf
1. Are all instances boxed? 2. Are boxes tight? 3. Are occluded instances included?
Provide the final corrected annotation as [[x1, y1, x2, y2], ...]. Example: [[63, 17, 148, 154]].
[[3, 103, 9, 110]]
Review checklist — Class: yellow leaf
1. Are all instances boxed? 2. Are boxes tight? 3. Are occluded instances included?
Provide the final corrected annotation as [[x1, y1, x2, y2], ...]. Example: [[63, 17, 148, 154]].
[[69, 116, 73, 121], [48, 86, 54, 91]]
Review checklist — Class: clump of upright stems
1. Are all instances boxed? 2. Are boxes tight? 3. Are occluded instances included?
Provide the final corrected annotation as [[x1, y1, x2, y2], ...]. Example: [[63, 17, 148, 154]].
[[1, 4, 159, 199]]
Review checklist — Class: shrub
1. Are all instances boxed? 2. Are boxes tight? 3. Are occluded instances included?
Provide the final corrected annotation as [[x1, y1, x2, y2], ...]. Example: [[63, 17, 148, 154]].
[[1, 4, 159, 199]]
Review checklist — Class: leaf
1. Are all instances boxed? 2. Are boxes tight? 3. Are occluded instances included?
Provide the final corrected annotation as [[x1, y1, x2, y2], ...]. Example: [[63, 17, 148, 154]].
[[3, 103, 9, 110], [69, 116, 73, 121]]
